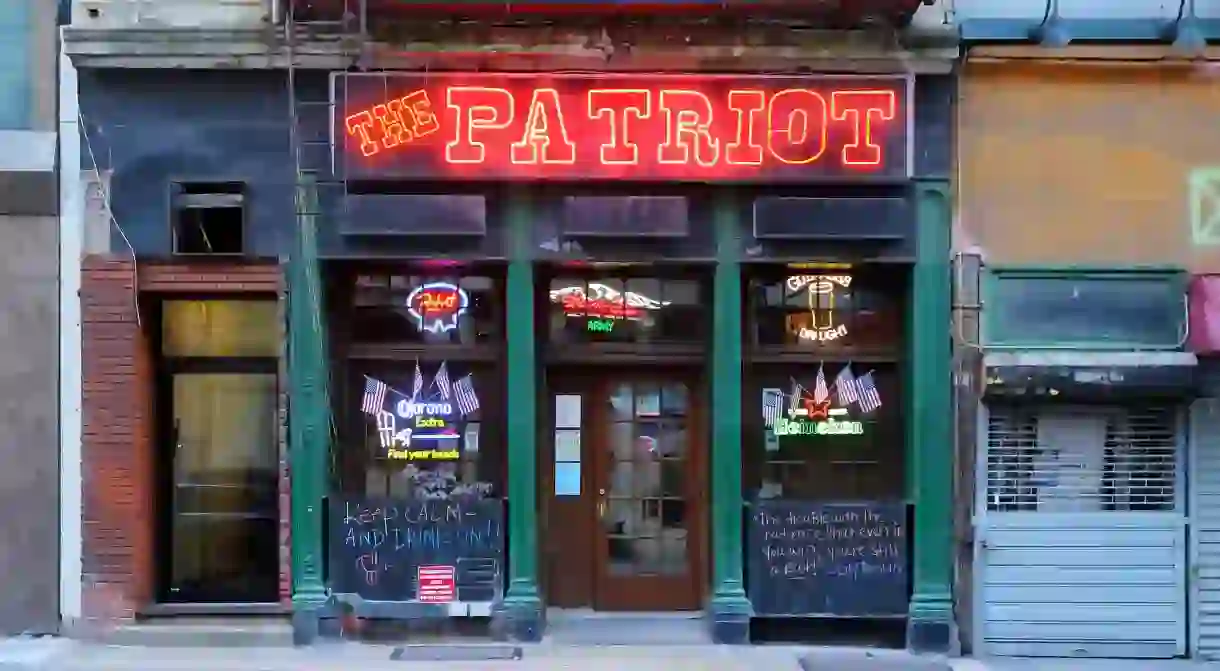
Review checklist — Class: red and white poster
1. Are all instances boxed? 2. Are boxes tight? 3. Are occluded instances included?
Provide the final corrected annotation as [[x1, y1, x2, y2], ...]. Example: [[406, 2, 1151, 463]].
[[417, 565, 456, 603]]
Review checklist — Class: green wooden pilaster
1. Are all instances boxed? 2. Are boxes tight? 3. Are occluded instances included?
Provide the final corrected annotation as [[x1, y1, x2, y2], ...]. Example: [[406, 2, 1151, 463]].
[[289, 175, 330, 644], [906, 178, 956, 653], [501, 189, 544, 642], [708, 189, 752, 644]]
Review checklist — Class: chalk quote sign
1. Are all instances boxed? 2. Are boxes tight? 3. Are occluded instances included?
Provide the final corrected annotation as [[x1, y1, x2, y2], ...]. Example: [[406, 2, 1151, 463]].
[[328, 497, 504, 602], [747, 500, 908, 617]]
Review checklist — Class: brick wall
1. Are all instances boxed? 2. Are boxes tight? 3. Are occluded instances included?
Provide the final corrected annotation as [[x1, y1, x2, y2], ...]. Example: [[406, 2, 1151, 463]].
[[81, 257, 154, 621], [80, 256, 284, 619]]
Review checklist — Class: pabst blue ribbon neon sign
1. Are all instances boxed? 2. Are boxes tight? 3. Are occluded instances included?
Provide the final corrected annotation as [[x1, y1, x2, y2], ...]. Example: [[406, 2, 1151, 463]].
[[405, 282, 469, 333]]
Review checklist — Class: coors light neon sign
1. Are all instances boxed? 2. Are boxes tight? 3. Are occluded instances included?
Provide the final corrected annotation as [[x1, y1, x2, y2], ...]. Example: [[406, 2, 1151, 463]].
[[334, 73, 910, 182]]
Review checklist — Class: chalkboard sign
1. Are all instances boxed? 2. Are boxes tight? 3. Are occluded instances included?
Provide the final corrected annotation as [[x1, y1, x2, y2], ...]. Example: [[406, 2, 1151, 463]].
[[747, 500, 908, 617], [328, 497, 504, 603]]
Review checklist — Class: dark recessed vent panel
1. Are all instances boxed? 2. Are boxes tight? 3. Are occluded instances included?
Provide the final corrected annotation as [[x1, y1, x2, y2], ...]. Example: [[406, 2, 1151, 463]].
[[341, 194, 487, 237], [563, 196, 689, 238], [752, 197, 910, 241]]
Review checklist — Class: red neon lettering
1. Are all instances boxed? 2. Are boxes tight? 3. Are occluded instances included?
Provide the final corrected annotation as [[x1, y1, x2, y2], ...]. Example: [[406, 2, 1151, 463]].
[[419, 292, 458, 312], [403, 90, 439, 140], [345, 79, 901, 176], [446, 87, 514, 164], [657, 90, 719, 167], [726, 89, 766, 166], [588, 89, 650, 165], [373, 102, 404, 150], [345, 110, 379, 157], [767, 89, 827, 165], [510, 88, 577, 165], [831, 90, 896, 167]]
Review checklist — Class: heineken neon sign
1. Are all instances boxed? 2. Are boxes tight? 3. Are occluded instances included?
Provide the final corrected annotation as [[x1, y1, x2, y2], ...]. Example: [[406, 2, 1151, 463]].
[[762, 363, 882, 438]]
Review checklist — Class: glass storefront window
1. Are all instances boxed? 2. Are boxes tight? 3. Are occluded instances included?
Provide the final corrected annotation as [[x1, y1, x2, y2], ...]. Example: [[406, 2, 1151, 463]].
[[748, 271, 903, 351], [349, 273, 501, 345], [547, 276, 704, 344], [349, 364, 502, 501], [745, 365, 904, 501], [987, 272, 1185, 348]]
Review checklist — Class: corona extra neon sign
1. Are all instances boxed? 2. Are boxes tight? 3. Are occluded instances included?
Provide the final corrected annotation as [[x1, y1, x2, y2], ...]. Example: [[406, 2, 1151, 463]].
[[336, 74, 908, 182], [405, 282, 469, 333]]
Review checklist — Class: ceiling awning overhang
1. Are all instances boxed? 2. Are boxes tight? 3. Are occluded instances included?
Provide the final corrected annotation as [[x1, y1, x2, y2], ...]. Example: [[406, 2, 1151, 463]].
[[295, 0, 927, 23], [983, 350, 1198, 401]]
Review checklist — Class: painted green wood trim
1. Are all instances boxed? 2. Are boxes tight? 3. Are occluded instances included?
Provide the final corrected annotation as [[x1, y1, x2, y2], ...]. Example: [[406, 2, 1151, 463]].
[[708, 189, 752, 625], [907, 178, 954, 631], [502, 189, 543, 632], [982, 269, 1187, 350], [289, 175, 328, 606]]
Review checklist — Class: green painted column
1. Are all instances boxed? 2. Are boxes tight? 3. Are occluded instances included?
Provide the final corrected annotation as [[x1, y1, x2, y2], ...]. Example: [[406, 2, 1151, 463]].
[[501, 189, 544, 642], [708, 189, 752, 644], [906, 177, 956, 653], [289, 176, 329, 644]]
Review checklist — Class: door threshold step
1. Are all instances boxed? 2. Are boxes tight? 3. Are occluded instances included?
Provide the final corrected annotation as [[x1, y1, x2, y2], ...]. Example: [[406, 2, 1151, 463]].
[[544, 610, 710, 646], [76, 619, 293, 648]]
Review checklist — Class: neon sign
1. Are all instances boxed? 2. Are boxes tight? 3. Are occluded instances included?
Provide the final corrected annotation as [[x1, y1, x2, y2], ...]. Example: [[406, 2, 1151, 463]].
[[763, 364, 882, 438], [335, 73, 909, 182], [550, 283, 669, 322], [787, 274, 852, 343], [405, 282, 469, 333]]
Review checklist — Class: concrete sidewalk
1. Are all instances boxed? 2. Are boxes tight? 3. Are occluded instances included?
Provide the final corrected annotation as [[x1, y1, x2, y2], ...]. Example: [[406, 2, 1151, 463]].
[[7, 639, 1220, 671]]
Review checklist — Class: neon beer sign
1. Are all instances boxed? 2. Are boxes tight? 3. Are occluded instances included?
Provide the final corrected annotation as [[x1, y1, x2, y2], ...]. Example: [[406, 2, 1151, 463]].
[[787, 274, 852, 343], [335, 73, 909, 181], [405, 282, 469, 333]]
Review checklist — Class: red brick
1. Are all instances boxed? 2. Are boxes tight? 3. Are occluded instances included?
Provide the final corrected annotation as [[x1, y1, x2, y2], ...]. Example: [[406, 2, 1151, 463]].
[[82, 255, 289, 619]]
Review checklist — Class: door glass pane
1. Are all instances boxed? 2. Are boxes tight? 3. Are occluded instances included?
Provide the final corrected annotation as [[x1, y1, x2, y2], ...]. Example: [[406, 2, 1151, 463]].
[[170, 373, 279, 602], [162, 300, 278, 357], [603, 380, 688, 577]]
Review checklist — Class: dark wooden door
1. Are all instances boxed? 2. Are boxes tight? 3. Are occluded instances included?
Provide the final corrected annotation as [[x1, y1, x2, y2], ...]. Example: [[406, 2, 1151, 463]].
[[589, 373, 705, 610]]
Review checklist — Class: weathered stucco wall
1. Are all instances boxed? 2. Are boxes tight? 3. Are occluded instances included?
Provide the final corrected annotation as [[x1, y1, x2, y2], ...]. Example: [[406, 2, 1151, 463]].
[[959, 60, 1220, 271]]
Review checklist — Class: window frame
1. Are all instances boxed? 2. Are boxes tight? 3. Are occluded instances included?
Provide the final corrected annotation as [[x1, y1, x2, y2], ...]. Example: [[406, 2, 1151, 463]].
[[982, 267, 1188, 351], [743, 265, 907, 360]]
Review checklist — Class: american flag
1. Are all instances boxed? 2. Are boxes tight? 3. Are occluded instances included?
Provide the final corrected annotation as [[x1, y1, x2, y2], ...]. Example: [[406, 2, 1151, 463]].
[[761, 388, 783, 428], [788, 379, 803, 416], [835, 366, 860, 406], [454, 374, 480, 415], [434, 361, 452, 399], [858, 371, 883, 414], [411, 360, 424, 401], [813, 364, 829, 404], [361, 376, 388, 415]]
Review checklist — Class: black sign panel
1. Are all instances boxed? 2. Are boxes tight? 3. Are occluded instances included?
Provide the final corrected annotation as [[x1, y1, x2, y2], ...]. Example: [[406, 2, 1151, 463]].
[[985, 364, 1196, 400], [328, 497, 504, 602], [333, 73, 911, 183], [747, 500, 908, 617]]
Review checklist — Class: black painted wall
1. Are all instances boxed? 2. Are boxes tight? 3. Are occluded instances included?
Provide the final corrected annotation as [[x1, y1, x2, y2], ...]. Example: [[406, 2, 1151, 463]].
[[77, 70, 954, 259]]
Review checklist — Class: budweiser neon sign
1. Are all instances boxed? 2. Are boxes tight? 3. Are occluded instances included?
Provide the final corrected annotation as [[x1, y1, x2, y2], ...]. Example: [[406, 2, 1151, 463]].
[[549, 283, 669, 321], [336, 74, 908, 182]]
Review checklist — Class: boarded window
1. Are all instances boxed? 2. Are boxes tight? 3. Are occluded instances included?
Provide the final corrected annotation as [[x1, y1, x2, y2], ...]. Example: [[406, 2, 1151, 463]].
[[987, 273, 1185, 348]]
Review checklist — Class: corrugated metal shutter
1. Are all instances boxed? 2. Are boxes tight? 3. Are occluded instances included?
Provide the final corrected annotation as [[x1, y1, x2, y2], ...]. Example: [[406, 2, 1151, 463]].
[[1191, 398, 1220, 659], [977, 404, 1186, 658]]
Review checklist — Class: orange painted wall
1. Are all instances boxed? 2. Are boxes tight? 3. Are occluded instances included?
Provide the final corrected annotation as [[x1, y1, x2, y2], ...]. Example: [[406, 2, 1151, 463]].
[[958, 59, 1220, 271]]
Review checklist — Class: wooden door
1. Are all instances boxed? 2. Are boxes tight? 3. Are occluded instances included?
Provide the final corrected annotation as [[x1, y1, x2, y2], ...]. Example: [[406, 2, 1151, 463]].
[[590, 374, 705, 610]]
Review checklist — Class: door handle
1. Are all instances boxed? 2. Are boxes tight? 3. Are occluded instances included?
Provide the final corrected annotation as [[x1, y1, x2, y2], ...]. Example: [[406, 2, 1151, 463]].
[[597, 488, 607, 520]]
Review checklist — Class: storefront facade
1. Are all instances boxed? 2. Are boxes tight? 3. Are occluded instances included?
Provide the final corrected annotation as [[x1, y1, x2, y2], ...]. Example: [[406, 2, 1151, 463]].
[[957, 53, 1220, 658], [69, 5, 956, 649]]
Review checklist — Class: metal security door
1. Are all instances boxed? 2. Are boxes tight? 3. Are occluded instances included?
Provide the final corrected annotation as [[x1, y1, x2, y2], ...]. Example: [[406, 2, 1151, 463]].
[[1190, 398, 1220, 659], [975, 405, 1187, 658]]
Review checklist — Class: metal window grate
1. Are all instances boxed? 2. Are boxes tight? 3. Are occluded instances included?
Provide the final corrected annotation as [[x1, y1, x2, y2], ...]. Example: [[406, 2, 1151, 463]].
[[985, 406, 1178, 513]]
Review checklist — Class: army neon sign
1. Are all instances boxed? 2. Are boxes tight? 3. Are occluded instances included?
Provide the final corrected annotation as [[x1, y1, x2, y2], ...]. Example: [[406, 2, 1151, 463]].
[[334, 73, 910, 182]]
